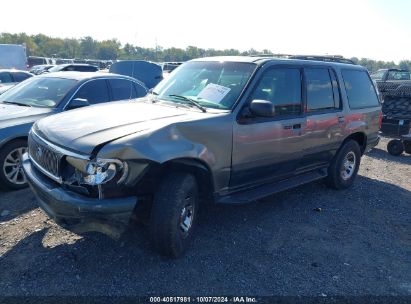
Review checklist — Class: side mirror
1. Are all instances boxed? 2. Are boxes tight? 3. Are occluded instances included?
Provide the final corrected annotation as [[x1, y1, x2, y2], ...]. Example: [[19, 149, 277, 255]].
[[67, 98, 90, 110], [249, 99, 275, 117]]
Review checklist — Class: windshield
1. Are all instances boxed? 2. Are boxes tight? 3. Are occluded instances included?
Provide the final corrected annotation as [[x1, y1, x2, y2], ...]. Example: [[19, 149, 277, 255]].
[[153, 61, 256, 110], [387, 70, 411, 80], [0, 77, 78, 108], [370, 70, 385, 80]]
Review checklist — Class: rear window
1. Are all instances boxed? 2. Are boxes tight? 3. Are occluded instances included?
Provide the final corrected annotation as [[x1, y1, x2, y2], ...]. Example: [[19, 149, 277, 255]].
[[370, 70, 385, 80], [341, 70, 379, 109]]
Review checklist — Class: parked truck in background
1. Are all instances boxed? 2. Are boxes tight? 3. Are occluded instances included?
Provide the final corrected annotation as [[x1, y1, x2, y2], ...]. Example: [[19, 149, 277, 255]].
[[372, 69, 411, 155], [0, 44, 28, 70]]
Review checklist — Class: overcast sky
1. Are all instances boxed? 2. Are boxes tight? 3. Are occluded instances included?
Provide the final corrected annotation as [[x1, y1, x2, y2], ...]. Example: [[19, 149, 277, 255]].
[[2, 0, 411, 62]]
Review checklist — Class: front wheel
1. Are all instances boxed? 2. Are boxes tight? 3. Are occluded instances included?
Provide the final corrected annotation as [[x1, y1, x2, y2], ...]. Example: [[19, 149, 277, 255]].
[[149, 172, 199, 258], [0, 140, 28, 191], [325, 140, 361, 190]]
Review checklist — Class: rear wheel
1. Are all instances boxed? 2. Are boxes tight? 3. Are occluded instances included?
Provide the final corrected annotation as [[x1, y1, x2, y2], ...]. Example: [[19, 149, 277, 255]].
[[0, 140, 28, 191], [402, 140, 411, 154], [387, 139, 404, 156], [325, 140, 361, 190], [149, 172, 199, 258]]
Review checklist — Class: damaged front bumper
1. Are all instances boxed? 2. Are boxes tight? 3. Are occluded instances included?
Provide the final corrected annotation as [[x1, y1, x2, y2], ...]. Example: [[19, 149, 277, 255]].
[[22, 153, 138, 238]]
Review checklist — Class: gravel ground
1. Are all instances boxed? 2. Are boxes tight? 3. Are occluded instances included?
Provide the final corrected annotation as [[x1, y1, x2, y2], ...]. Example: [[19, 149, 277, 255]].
[[0, 138, 410, 297]]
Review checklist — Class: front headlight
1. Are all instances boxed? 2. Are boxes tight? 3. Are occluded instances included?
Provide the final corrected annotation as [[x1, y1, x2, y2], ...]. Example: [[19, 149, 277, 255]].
[[66, 157, 128, 186]]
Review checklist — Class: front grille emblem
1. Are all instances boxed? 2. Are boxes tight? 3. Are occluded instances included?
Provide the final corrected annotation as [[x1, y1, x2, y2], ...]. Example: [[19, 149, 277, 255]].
[[36, 146, 43, 158]]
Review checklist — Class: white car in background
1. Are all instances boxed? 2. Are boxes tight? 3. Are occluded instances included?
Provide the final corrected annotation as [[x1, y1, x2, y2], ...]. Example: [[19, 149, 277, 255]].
[[0, 69, 33, 95]]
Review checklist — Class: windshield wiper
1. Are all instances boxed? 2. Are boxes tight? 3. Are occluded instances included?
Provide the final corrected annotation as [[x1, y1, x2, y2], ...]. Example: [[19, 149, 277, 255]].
[[168, 94, 206, 112], [2, 101, 32, 107]]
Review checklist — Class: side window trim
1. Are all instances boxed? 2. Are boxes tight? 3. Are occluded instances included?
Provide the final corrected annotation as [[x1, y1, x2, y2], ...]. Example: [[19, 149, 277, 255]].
[[11, 72, 17, 83], [106, 78, 114, 101], [329, 68, 342, 110]]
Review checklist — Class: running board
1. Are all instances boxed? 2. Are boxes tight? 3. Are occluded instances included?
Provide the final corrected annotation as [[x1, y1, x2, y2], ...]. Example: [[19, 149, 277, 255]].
[[217, 169, 328, 204]]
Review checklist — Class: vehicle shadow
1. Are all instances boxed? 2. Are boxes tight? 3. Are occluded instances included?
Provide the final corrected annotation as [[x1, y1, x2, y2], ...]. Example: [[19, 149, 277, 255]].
[[366, 147, 411, 165], [0, 176, 410, 296], [0, 188, 37, 222]]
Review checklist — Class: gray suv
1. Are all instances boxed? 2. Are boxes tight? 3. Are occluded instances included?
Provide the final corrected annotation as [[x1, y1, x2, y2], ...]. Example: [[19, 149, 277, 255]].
[[22, 56, 381, 257]]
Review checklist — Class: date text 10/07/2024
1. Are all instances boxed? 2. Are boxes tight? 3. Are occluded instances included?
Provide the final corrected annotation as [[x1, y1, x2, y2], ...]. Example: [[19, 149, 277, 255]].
[[149, 297, 258, 303]]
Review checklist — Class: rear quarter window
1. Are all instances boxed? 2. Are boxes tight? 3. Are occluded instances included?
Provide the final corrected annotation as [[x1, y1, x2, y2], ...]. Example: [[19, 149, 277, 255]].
[[342, 70, 379, 109], [13, 72, 32, 82]]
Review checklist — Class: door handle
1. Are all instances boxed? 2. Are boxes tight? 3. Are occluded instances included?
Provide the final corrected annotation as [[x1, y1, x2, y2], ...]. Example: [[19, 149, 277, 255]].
[[283, 124, 302, 130], [338, 116, 345, 123]]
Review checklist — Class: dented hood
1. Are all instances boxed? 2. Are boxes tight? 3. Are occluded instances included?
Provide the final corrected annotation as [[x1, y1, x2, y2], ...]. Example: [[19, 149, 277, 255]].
[[35, 100, 205, 155]]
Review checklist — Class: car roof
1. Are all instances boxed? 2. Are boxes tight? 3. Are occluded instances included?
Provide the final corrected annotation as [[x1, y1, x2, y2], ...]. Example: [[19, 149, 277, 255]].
[[56, 63, 96, 67], [32, 64, 54, 68], [0, 69, 31, 73], [190, 56, 364, 69], [36, 71, 141, 81]]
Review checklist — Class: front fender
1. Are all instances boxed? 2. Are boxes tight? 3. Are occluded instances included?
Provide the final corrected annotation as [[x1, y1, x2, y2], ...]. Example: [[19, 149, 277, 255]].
[[96, 115, 234, 191], [0, 123, 33, 148]]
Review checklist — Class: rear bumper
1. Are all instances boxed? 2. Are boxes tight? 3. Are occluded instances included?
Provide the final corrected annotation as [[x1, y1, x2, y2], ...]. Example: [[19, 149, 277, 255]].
[[22, 153, 138, 238]]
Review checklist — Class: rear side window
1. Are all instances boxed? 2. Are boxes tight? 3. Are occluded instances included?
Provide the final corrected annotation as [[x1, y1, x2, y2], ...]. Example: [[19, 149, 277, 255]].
[[250, 68, 302, 117], [79, 65, 98, 72], [133, 82, 147, 97], [13, 72, 32, 82], [109, 79, 136, 101], [342, 70, 379, 109], [305, 68, 335, 112]]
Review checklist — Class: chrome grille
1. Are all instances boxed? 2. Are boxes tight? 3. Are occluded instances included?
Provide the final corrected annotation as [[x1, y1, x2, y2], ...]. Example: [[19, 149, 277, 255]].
[[28, 132, 63, 181]]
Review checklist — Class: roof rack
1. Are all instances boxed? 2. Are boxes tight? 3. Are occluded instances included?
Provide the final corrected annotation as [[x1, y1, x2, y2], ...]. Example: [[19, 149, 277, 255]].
[[250, 54, 356, 65]]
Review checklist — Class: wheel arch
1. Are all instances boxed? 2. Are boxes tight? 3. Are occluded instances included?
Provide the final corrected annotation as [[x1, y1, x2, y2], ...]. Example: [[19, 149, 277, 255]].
[[342, 132, 367, 154], [0, 136, 28, 150], [161, 158, 215, 202], [135, 157, 215, 203]]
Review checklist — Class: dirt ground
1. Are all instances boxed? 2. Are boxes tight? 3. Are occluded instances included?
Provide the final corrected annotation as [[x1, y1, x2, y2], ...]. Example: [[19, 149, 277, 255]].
[[0, 138, 410, 297]]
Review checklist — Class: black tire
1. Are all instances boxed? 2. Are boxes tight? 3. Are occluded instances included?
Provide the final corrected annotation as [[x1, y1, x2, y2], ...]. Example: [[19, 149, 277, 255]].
[[0, 139, 28, 191], [387, 139, 404, 156], [402, 140, 411, 154], [149, 172, 199, 258], [325, 140, 361, 190]]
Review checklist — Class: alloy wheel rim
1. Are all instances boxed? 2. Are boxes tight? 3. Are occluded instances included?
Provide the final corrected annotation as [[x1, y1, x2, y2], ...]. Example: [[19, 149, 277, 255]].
[[3, 147, 27, 185], [179, 199, 195, 238], [340, 151, 356, 181]]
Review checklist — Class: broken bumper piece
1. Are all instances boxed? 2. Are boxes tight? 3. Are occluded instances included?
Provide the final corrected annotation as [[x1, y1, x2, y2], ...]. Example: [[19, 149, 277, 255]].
[[22, 153, 138, 238]]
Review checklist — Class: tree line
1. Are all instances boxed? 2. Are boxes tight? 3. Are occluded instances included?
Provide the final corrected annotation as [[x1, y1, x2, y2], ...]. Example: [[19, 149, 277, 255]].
[[1, 32, 410, 72]]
